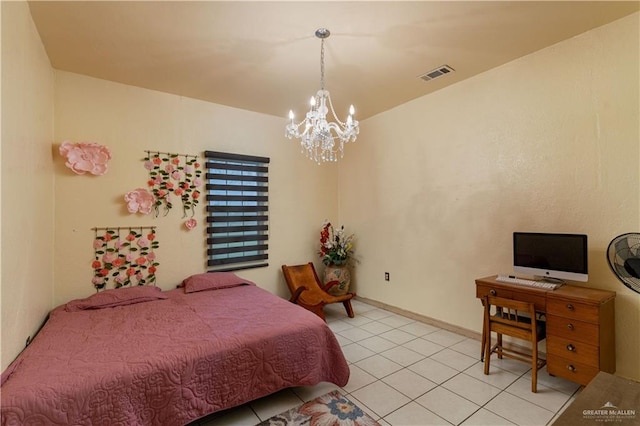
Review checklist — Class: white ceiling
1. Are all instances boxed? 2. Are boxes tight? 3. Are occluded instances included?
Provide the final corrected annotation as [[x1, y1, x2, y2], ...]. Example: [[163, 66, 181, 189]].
[[28, 1, 639, 120]]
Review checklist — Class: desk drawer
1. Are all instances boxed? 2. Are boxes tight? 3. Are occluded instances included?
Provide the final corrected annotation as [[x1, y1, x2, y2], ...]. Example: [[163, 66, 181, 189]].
[[511, 290, 546, 312], [547, 356, 599, 386], [546, 314, 599, 345], [547, 299, 599, 323], [476, 285, 545, 311], [547, 335, 599, 367], [476, 284, 513, 300]]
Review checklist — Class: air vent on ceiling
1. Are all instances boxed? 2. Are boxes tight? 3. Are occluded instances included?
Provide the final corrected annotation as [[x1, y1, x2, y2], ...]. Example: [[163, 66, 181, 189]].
[[420, 65, 455, 82]]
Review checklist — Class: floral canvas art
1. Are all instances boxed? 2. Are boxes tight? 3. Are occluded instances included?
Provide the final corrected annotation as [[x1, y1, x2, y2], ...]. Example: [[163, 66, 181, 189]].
[[91, 227, 159, 290]]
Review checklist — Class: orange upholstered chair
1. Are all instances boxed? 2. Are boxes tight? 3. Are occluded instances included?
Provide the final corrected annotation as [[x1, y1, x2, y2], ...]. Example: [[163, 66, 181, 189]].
[[281, 262, 355, 321]]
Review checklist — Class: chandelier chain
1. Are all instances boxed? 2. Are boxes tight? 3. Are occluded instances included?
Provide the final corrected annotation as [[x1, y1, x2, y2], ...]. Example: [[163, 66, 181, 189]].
[[320, 38, 325, 91], [327, 91, 344, 127]]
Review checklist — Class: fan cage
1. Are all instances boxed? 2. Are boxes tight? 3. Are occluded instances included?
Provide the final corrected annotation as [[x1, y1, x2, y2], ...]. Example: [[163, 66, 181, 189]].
[[607, 233, 640, 294]]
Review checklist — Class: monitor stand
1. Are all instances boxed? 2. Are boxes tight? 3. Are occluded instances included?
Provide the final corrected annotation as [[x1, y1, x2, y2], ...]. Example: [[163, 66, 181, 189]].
[[534, 276, 565, 285]]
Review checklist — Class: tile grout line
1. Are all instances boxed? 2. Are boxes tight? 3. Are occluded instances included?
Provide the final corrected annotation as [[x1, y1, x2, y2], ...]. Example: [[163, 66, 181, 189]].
[[327, 304, 578, 425]]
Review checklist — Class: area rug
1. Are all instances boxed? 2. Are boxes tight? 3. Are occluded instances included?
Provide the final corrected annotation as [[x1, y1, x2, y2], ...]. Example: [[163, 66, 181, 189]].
[[257, 390, 380, 426]]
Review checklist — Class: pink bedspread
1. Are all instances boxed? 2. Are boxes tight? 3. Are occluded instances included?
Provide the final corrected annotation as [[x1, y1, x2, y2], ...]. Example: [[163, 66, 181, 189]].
[[1, 285, 349, 425]]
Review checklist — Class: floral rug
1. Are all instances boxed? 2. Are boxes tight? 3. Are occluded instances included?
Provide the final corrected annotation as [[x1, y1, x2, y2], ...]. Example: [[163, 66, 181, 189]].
[[257, 390, 380, 426]]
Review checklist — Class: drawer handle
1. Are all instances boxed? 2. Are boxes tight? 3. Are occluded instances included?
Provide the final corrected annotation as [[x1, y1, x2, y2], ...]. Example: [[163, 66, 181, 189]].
[[567, 364, 576, 372], [566, 303, 574, 311], [490, 289, 497, 296], [567, 323, 574, 330], [566, 344, 575, 352]]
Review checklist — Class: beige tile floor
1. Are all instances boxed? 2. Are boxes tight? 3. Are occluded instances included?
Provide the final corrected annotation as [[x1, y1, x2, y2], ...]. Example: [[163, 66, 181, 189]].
[[195, 299, 581, 425]]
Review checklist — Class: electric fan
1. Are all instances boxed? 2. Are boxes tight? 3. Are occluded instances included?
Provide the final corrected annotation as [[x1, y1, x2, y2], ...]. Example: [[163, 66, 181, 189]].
[[606, 233, 640, 294]]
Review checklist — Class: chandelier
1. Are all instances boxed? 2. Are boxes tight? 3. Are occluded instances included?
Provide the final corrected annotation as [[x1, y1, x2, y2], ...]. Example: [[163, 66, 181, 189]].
[[285, 28, 359, 163]]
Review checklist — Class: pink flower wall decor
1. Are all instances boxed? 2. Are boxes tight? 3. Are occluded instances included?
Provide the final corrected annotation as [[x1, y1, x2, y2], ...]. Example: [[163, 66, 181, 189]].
[[91, 227, 159, 290], [59, 141, 112, 176], [144, 151, 202, 218], [185, 218, 197, 230], [124, 188, 155, 215]]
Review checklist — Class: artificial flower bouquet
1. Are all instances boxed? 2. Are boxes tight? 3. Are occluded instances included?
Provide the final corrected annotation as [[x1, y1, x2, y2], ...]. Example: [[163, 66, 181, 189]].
[[319, 221, 355, 266]]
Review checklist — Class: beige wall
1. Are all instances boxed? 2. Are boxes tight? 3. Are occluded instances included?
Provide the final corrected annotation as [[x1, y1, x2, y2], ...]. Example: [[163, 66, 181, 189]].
[[53, 71, 338, 306], [2, 3, 638, 383], [1, 1, 55, 371], [340, 13, 640, 380]]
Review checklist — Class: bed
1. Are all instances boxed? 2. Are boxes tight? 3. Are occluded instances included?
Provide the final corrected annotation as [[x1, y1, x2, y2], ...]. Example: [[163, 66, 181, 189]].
[[0, 273, 350, 425]]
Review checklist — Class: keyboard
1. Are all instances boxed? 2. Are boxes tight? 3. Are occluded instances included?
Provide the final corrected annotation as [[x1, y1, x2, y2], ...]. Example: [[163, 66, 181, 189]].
[[495, 275, 563, 290]]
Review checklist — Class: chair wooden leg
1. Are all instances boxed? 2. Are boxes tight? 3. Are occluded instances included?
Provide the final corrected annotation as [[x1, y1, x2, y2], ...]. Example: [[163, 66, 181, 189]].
[[480, 299, 486, 361], [343, 300, 355, 318], [484, 329, 491, 375], [481, 315, 486, 361], [305, 304, 326, 322], [316, 308, 326, 322], [497, 333, 503, 359], [531, 336, 538, 393]]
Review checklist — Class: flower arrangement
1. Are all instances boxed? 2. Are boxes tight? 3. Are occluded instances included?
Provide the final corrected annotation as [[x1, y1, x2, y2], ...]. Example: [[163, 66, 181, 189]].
[[319, 221, 355, 266], [144, 152, 202, 220], [59, 141, 112, 176], [91, 227, 159, 290]]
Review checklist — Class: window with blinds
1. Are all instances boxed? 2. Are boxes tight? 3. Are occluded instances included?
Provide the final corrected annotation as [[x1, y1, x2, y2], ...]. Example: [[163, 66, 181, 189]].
[[205, 151, 270, 271]]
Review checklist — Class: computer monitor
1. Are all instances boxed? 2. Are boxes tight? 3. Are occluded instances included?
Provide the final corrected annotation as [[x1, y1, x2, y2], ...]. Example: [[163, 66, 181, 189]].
[[513, 232, 588, 282]]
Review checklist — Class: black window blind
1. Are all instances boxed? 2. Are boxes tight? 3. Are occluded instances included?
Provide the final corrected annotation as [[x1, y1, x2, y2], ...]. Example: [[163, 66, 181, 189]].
[[205, 150, 270, 271]]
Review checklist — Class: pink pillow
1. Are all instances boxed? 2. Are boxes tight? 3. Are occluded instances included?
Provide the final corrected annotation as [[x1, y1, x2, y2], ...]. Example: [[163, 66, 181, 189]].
[[182, 272, 255, 294], [65, 286, 167, 311]]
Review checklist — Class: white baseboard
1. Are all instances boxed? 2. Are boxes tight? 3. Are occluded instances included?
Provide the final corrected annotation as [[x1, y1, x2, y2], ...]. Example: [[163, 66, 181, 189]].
[[355, 295, 482, 341], [355, 295, 546, 358]]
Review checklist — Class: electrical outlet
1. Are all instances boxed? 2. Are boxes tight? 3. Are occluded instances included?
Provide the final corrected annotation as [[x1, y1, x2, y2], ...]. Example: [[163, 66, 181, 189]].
[[385, 272, 390, 281]]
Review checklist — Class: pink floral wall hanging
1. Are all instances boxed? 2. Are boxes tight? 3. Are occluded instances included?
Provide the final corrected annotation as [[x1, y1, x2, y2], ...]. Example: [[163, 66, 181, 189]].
[[59, 141, 112, 176], [91, 226, 159, 290], [143, 151, 202, 226]]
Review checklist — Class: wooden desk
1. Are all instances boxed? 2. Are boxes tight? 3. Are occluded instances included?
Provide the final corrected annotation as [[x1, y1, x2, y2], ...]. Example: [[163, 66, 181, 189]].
[[476, 275, 616, 386]]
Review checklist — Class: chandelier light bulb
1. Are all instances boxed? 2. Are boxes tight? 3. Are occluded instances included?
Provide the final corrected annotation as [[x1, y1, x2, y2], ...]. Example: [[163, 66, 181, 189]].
[[285, 28, 359, 164]]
